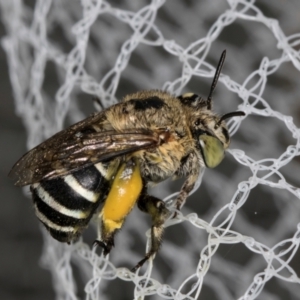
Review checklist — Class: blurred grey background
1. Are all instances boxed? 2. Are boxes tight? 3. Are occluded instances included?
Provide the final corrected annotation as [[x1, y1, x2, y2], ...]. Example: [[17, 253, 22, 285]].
[[0, 24, 54, 299], [1, 1, 300, 300]]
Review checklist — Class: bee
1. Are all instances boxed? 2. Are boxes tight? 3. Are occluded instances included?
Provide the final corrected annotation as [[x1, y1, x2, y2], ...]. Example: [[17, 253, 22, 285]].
[[9, 50, 245, 271]]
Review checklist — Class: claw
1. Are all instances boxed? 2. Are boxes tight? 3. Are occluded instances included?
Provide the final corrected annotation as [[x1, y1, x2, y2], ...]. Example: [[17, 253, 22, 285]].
[[93, 240, 110, 256], [131, 264, 140, 273], [172, 211, 178, 219], [172, 207, 181, 219], [131, 256, 150, 273], [92, 96, 104, 110]]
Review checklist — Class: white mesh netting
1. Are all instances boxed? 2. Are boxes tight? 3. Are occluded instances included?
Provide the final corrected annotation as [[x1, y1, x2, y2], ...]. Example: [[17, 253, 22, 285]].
[[2, 0, 300, 299]]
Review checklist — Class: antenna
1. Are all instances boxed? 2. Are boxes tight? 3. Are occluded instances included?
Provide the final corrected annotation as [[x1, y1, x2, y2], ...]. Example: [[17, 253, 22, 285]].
[[206, 50, 226, 110], [215, 111, 245, 128]]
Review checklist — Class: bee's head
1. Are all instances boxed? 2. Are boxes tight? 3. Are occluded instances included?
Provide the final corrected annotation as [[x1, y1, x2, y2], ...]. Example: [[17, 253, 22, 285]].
[[178, 50, 245, 168]]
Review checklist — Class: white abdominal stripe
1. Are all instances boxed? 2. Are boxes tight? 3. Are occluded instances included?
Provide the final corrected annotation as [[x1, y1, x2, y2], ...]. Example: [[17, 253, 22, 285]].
[[34, 207, 75, 233], [64, 175, 99, 203], [30, 166, 105, 237], [32, 183, 89, 219]]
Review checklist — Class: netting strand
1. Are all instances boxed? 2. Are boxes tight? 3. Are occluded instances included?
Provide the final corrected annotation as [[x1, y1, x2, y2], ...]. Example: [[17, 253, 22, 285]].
[[2, 0, 300, 299]]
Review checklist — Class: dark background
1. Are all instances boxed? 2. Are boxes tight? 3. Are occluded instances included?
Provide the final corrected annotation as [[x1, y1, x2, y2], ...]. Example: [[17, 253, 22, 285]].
[[1, 1, 300, 300]]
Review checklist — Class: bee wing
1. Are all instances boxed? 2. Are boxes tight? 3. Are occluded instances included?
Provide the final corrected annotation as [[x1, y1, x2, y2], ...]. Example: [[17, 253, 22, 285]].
[[9, 128, 160, 186]]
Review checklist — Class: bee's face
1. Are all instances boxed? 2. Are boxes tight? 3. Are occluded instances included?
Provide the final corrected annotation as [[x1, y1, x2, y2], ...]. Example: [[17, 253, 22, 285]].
[[179, 93, 231, 169], [192, 112, 230, 148], [192, 110, 230, 169]]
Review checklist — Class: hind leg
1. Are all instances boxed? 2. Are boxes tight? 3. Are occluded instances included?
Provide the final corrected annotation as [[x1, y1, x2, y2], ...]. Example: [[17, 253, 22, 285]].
[[94, 158, 143, 256], [93, 220, 117, 256]]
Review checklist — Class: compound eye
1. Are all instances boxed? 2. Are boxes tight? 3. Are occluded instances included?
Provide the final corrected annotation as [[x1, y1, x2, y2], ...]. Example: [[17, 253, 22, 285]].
[[199, 135, 225, 168]]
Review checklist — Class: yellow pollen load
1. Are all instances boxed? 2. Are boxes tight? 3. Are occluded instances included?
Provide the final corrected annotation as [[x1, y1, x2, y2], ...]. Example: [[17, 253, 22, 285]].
[[102, 159, 143, 233]]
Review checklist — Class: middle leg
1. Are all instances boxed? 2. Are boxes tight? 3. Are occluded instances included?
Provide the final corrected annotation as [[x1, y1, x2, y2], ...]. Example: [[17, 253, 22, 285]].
[[132, 192, 171, 272]]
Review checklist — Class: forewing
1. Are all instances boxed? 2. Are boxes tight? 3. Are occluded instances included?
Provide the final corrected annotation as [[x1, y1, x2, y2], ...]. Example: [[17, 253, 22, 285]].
[[9, 128, 160, 186]]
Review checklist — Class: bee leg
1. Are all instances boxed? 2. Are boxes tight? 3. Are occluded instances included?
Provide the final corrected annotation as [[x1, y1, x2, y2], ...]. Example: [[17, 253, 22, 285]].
[[92, 96, 104, 110], [132, 194, 171, 272], [93, 228, 116, 256], [94, 158, 143, 257], [173, 173, 198, 217]]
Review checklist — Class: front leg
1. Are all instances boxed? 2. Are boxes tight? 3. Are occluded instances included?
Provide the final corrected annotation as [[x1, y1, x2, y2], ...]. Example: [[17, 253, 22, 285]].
[[172, 152, 202, 214], [132, 192, 171, 272], [174, 172, 199, 212]]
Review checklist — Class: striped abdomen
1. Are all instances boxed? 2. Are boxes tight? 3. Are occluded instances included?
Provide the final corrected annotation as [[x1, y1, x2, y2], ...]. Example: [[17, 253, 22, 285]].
[[30, 164, 109, 243]]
